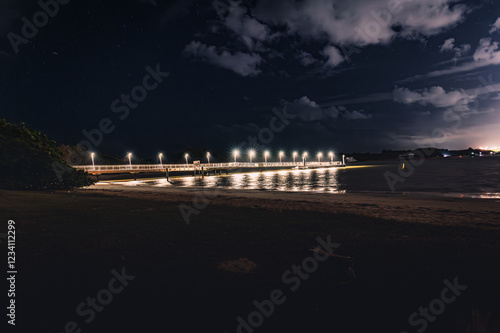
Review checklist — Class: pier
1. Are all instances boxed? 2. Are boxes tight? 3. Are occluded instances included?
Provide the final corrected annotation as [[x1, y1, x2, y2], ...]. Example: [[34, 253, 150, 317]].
[[74, 161, 345, 178]]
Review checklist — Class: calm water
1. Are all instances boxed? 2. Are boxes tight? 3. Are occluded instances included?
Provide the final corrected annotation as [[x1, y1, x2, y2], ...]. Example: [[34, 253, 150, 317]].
[[105, 156, 500, 198]]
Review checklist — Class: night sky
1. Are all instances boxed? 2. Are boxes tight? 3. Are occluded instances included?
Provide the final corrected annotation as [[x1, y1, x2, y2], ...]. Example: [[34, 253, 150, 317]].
[[1, 0, 500, 162]]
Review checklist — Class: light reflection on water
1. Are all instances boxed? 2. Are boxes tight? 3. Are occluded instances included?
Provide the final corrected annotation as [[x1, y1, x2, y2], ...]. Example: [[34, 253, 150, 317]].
[[169, 168, 345, 193], [119, 168, 345, 193]]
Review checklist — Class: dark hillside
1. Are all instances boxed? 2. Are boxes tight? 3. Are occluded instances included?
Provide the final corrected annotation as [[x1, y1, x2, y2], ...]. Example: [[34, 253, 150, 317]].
[[0, 118, 94, 190]]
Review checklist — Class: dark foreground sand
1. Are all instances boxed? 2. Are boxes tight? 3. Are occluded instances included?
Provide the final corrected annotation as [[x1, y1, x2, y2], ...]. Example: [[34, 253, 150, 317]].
[[3, 186, 500, 332], [84, 183, 500, 228]]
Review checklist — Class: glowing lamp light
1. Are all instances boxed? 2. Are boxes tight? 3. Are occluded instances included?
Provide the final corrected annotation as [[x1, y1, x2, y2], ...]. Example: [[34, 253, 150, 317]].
[[317, 152, 323, 162], [328, 151, 334, 162], [185, 153, 189, 165], [248, 149, 256, 163], [264, 150, 270, 163], [293, 151, 298, 163], [279, 151, 284, 163], [206, 152, 211, 164], [90, 152, 95, 169], [233, 149, 240, 163], [127, 152, 132, 166], [159, 153, 163, 166]]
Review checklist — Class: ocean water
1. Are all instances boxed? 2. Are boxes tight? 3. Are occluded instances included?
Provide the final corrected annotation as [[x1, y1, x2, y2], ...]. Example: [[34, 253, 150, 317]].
[[103, 156, 500, 198]]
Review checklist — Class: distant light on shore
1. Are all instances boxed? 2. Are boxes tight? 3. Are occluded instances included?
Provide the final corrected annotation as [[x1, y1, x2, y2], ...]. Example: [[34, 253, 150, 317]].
[[479, 146, 500, 152]]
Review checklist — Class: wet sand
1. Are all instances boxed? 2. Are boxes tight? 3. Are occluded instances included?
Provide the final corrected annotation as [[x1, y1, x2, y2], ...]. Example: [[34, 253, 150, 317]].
[[82, 183, 500, 228]]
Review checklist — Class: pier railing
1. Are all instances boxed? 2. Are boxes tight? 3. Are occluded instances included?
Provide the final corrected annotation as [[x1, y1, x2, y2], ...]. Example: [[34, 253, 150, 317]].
[[74, 161, 344, 174]]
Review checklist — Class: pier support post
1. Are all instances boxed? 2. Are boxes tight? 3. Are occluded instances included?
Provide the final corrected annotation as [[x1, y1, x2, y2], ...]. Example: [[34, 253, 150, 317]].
[[166, 169, 169, 180]]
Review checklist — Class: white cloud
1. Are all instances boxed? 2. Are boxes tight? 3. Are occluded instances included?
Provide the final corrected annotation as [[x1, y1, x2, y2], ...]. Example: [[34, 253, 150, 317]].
[[321, 45, 345, 68], [473, 37, 500, 62], [183, 41, 262, 76], [254, 0, 470, 46], [393, 86, 475, 108], [440, 38, 455, 52], [439, 37, 470, 60], [489, 18, 500, 34]]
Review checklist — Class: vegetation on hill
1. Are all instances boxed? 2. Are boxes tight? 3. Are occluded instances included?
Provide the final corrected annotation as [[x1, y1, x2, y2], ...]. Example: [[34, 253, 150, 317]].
[[0, 118, 95, 190]]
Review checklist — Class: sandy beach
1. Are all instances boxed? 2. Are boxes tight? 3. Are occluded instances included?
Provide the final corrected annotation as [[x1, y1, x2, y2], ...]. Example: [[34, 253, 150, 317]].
[[3, 185, 500, 332], [83, 182, 500, 228]]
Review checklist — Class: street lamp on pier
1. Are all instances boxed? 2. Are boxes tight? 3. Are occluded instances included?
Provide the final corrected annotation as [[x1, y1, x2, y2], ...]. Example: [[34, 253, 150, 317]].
[[248, 150, 255, 163], [127, 153, 132, 167], [233, 149, 240, 163]]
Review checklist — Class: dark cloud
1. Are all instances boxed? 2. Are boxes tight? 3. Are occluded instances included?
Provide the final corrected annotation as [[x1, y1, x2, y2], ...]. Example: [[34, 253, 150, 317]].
[[296, 51, 318, 66], [287, 96, 372, 122]]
